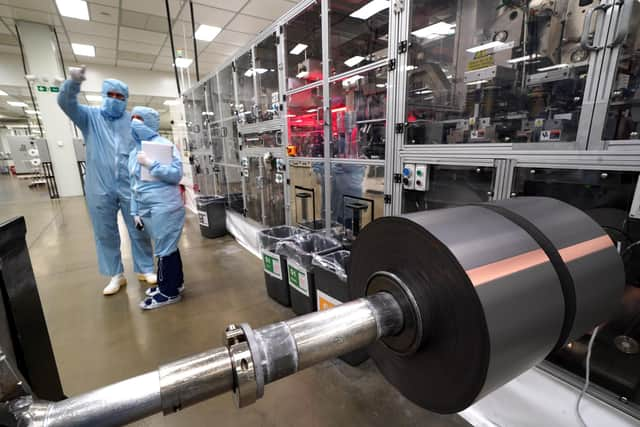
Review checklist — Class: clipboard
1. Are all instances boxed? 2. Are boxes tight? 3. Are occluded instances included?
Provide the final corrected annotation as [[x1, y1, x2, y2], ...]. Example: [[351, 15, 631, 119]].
[[141, 140, 172, 181]]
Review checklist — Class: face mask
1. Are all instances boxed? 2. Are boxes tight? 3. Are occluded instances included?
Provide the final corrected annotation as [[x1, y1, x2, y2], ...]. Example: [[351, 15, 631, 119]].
[[131, 118, 157, 141], [102, 97, 127, 118]]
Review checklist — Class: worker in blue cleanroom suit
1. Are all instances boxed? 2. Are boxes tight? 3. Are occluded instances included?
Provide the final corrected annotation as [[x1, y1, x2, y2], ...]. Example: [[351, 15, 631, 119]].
[[128, 106, 185, 310], [57, 66, 155, 296]]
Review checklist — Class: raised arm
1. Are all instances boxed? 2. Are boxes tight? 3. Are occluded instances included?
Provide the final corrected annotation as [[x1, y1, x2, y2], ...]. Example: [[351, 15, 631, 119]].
[[148, 145, 183, 185], [57, 76, 90, 132]]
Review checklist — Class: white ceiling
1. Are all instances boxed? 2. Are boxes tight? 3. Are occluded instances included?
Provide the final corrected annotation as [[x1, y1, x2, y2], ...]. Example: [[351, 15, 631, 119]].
[[0, 0, 301, 126]]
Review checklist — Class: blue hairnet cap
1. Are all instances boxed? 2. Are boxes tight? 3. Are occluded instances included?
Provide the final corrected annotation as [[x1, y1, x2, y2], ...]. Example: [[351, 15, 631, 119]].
[[132, 106, 160, 132], [102, 79, 129, 99]]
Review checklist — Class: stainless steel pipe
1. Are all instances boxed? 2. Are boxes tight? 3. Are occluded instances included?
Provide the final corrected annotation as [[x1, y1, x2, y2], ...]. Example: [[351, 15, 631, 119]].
[[11, 293, 404, 427]]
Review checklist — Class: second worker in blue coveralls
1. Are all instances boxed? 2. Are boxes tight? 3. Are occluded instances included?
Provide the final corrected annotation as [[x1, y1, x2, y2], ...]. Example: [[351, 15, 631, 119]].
[[57, 66, 156, 296]]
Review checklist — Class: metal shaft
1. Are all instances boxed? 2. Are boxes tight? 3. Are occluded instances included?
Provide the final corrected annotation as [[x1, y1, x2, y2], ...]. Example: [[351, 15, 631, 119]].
[[12, 293, 404, 427]]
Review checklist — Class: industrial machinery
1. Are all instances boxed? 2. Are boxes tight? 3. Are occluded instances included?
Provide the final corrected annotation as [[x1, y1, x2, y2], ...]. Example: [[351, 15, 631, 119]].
[[0, 197, 627, 426]]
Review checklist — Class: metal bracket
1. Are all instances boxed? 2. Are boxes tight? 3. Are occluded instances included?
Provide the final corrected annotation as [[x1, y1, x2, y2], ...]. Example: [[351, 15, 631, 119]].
[[392, 0, 406, 13], [224, 324, 264, 408], [0, 351, 30, 403], [388, 58, 396, 71], [393, 173, 402, 184], [384, 194, 392, 204], [395, 122, 405, 134], [398, 40, 408, 54]]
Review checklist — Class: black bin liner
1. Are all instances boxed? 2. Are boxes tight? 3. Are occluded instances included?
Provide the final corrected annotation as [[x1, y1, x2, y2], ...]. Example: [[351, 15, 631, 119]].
[[276, 233, 341, 315], [197, 196, 226, 238], [258, 226, 308, 306], [313, 250, 369, 366]]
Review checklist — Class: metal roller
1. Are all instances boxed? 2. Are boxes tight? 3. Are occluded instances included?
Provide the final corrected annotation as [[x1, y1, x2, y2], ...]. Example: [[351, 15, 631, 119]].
[[349, 196, 625, 413]]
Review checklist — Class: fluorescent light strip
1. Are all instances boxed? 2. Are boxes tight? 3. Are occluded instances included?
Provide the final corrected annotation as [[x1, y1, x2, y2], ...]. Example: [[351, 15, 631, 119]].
[[466, 79, 489, 85], [466, 41, 505, 53], [344, 55, 365, 68], [7, 101, 28, 107], [289, 43, 308, 55], [537, 63, 569, 72], [194, 25, 222, 42], [411, 22, 456, 40], [25, 110, 39, 115], [56, 0, 89, 21], [163, 99, 181, 106], [507, 53, 540, 64], [72, 43, 95, 57], [0, 90, 7, 96], [350, 0, 389, 20]]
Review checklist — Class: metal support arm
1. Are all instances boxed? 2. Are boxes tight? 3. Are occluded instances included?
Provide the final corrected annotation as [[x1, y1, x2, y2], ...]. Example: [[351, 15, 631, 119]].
[[8, 293, 403, 427]]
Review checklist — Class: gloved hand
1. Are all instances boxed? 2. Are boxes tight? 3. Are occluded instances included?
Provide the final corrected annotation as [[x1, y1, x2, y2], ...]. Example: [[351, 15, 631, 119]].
[[134, 216, 144, 231], [69, 65, 86, 82], [137, 151, 153, 168]]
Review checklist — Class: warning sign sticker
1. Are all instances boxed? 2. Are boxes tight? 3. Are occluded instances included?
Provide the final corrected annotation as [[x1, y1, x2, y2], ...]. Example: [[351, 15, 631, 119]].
[[467, 51, 495, 71], [288, 261, 309, 296], [262, 250, 283, 280], [317, 290, 342, 311]]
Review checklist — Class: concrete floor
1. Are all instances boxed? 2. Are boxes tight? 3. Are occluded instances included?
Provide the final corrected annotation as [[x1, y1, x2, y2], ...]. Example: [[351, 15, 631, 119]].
[[0, 174, 468, 427]]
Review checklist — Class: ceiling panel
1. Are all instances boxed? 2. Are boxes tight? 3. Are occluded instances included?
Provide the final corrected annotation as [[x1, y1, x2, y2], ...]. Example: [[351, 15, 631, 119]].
[[119, 41, 161, 56], [86, 0, 119, 7], [118, 50, 155, 63], [213, 30, 253, 47], [119, 26, 165, 45], [242, 0, 293, 21], [178, 4, 234, 28], [63, 18, 116, 38], [117, 59, 152, 70], [88, 3, 119, 25], [192, 0, 247, 12], [145, 14, 168, 33], [225, 14, 271, 34], [120, 0, 182, 19], [95, 47, 116, 59], [0, 44, 19, 54], [120, 9, 148, 30], [11, 8, 59, 25], [4, 0, 57, 14], [68, 32, 116, 49], [205, 41, 238, 55]]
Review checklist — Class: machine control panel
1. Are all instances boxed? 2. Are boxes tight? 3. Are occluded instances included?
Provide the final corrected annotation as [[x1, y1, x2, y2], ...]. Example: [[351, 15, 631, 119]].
[[403, 164, 415, 190], [414, 165, 428, 192]]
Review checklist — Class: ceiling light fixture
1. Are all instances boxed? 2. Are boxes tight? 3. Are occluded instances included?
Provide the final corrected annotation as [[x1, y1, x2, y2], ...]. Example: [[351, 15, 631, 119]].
[[289, 43, 308, 55], [194, 24, 222, 42], [163, 99, 181, 106], [72, 43, 95, 57], [344, 55, 365, 68], [175, 58, 193, 68], [56, 0, 90, 21], [411, 22, 456, 40], [0, 90, 7, 96], [342, 75, 364, 87], [25, 109, 39, 115], [7, 101, 28, 108], [85, 94, 102, 102], [350, 0, 389, 20]]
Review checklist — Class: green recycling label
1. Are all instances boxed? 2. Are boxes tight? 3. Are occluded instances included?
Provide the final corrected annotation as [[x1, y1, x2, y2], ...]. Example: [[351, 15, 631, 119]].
[[288, 261, 309, 296], [262, 250, 282, 280]]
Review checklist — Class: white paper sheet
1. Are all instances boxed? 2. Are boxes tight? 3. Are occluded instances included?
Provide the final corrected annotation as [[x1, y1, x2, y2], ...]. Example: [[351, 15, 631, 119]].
[[141, 141, 172, 182]]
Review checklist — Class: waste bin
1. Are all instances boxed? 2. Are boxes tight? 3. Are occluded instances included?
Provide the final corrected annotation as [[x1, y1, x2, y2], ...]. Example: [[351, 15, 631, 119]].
[[276, 234, 342, 315], [197, 196, 227, 238], [258, 226, 309, 306], [313, 250, 369, 366]]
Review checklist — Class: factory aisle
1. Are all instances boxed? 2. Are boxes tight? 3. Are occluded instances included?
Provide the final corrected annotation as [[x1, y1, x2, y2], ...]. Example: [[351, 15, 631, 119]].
[[0, 174, 467, 427]]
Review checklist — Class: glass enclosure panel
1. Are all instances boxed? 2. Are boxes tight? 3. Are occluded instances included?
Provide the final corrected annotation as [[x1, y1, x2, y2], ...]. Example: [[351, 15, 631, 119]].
[[285, 3, 323, 90], [243, 157, 262, 223], [184, 87, 206, 151], [242, 131, 283, 148], [255, 34, 281, 122], [402, 164, 495, 213], [225, 166, 244, 214], [602, 2, 640, 141], [511, 167, 640, 409], [330, 163, 384, 234], [206, 76, 222, 122], [330, 66, 387, 159], [236, 51, 256, 124], [289, 159, 326, 229], [263, 156, 286, 226], [287, 86, 324, 157], [329, 0, 389, 76], [405, 0, 592, 144], [222, 119, 240, 165], [219, 66, 236, 119]]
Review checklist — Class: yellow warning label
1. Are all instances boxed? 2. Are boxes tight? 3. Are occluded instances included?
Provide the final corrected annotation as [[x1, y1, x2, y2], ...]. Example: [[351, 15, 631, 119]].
[[318, 297, 336, 311], [467, 51, 495, 71]]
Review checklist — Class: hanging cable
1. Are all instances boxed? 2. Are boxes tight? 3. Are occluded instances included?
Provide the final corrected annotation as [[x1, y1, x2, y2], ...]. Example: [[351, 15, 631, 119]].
[[575, 325, 600, 427], [14, 24, 43, 136]]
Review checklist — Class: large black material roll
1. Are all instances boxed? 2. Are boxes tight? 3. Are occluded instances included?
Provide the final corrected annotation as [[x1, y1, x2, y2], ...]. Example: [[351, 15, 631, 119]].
[[349, 197, 624, 414]]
